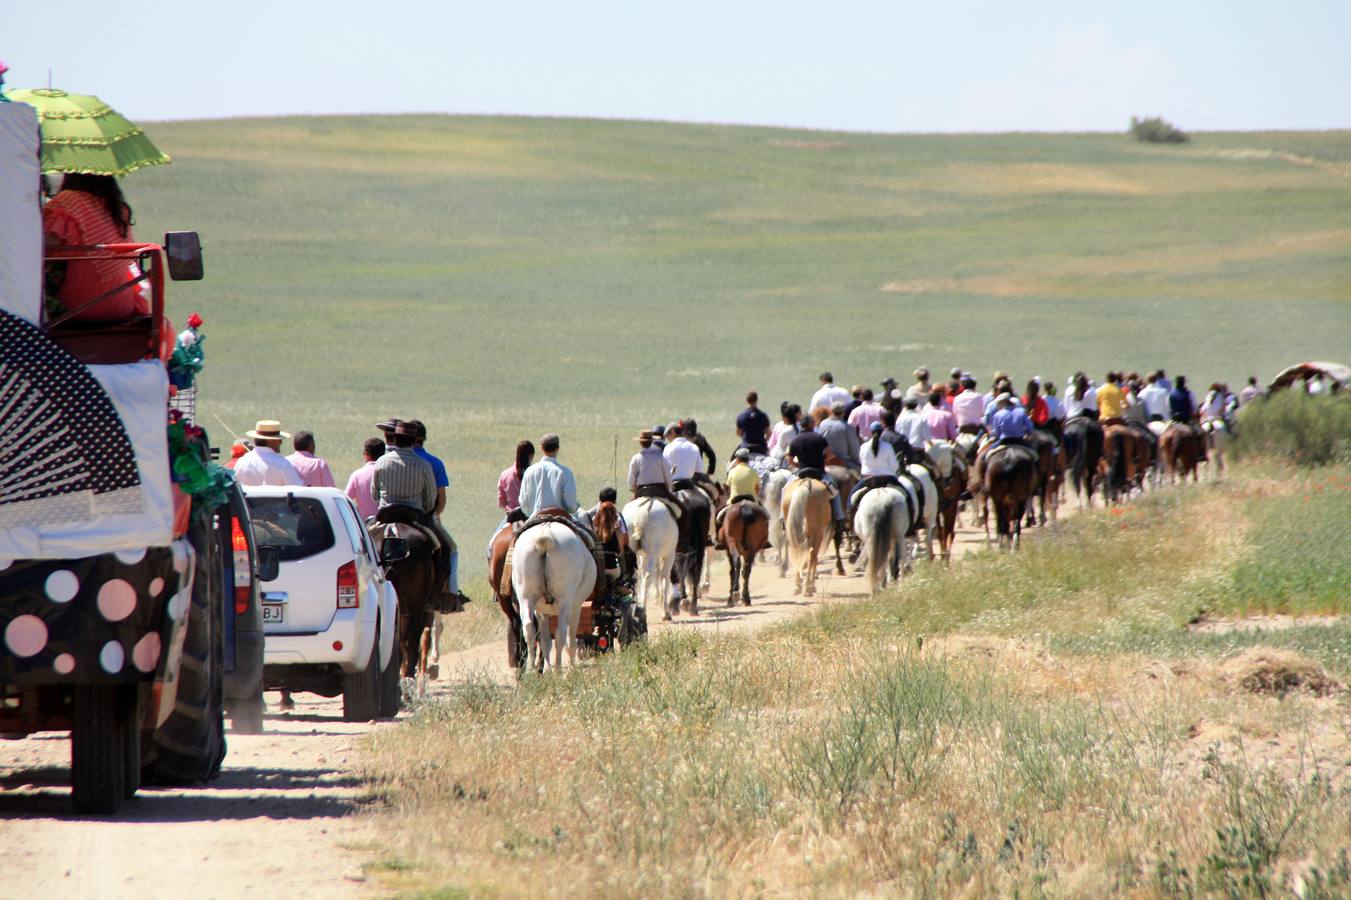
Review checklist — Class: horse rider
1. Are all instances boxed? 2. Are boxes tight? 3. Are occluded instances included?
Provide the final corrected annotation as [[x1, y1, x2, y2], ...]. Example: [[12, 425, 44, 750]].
[[663, 421, 704, 494], [1238, 376, 1263, 406], [818, 401, 862, 479], [847, 388, 884, 439], [878, 408, 920, 466], [628, 429, 683, 517], [972, 393, 1033, 483], [583, 487, 632, 582], [809, 371, 851, 418], [714, 448, 771, 543], [1064, 374, 1098, 421], [1138, 371, 1170, 422], [786, 416, 846, 531], [735, 390, 772, 456], [905, 367, 933, 404], [897, 396, 932, 447], [372, 420, 466, 610], [681, 418, 722, 501], [1168, 375, 1208, 461], [1096, 372, 1128, 426], [404, 419, 471, 607], [848, 421, 902, 518], [517, 432, 607, 583], [923, 390, 958, 442], [953, 375, 985, 435], [878, 376, 902, 415], [1201, 382, 1238, 438]]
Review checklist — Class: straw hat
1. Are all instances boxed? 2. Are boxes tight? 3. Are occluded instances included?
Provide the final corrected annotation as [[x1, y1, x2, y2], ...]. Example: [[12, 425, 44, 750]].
[[633, 429, 655, 444], [245, 420, 290, 441]]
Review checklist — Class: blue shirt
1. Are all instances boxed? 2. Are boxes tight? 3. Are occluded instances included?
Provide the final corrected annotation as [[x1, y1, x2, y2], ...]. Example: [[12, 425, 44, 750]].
[[991, 406, 1033, 441], [414, 447, 449, 489], [518, 456, 580, 517], [736, 406, 771, 453], [1168, 387, 1194, 422]]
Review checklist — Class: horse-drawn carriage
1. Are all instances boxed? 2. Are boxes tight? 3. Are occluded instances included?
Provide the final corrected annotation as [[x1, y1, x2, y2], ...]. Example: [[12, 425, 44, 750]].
[[489, 509, 646, 672]]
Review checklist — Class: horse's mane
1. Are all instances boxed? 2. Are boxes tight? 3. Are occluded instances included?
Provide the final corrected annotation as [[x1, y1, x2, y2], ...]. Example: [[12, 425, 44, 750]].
[[593, 501, 619, 543]]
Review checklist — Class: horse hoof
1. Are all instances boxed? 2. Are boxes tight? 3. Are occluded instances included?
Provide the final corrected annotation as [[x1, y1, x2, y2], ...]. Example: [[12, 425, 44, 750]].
[[426, 664, 439, 681], [742, 597, 751, 607]]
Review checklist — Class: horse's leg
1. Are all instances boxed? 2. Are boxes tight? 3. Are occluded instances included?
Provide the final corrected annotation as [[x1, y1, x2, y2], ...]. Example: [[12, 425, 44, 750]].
[[418, 619, 431, 698], [727, 551, 738, 606], [832, 521, 846, 575], [520, 606, 537, 674], [742, 551, 753, 606]]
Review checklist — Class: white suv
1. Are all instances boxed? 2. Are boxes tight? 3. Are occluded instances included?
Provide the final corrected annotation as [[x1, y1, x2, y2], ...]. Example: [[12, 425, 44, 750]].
[[242, 486, 400, 721]]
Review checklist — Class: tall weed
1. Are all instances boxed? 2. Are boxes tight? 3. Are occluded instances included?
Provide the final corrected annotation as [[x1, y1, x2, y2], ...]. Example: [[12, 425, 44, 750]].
[[1234, 391, 1351, 466]]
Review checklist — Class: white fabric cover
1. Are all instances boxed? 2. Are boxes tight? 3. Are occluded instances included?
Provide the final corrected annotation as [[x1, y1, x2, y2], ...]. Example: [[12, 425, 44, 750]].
[[0, 360, 174, 559], [0, 103, 42, 324]]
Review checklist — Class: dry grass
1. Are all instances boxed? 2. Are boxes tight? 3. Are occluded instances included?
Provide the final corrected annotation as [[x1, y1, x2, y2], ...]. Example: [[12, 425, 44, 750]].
[[352, 464, 1351, 896]]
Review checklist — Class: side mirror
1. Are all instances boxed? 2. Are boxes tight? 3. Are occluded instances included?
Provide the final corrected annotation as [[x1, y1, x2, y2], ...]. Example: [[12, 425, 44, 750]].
[[379, 537, 409, 566], [164, 231, 204, 281], [256, 545, 281, 582]]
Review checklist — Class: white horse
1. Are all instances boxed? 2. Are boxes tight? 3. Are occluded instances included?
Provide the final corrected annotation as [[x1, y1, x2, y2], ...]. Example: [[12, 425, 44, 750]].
[[852, 487, 910, 592], [896, 465, 939, 563], [511, 523, 596, 673], [622, 497, 679, 622], [1202, 419, 1231, 481], [761, 467, 793, 577]]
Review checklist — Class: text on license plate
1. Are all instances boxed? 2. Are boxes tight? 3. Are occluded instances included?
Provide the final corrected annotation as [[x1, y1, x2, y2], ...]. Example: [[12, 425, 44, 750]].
[[262, 604, 285, 624]]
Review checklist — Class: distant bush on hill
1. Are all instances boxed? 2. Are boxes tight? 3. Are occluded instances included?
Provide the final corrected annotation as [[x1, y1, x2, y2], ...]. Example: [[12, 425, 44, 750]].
[[1130, 115, 1190, 144], [1234, 390, 1351, 465]]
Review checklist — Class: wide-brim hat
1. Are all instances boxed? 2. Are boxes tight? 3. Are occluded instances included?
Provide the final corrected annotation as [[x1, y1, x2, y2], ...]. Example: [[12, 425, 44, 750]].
[[393, 421, 420, 438], [376, 418, 399, 433], [633, 429, 655, 443], [245, 420, 290, 441]]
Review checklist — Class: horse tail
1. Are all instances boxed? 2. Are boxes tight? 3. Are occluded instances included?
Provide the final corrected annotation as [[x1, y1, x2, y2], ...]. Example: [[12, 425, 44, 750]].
[[787, 484, 810, 548], [864, 495, 892, 589], [532, 529, 555, 604], [628, 505, 646, 552]]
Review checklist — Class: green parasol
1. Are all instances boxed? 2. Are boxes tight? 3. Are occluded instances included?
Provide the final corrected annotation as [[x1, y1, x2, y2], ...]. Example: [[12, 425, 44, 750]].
[[7, 87, 170, 176]]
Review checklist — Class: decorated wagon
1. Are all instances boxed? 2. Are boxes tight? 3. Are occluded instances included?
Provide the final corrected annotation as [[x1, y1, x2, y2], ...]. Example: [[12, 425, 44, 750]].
[[0, 97, 270, 812]]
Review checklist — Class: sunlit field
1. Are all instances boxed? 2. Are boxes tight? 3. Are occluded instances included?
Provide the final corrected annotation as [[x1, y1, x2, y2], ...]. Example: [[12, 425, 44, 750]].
[[129, 116, 1351, 577]]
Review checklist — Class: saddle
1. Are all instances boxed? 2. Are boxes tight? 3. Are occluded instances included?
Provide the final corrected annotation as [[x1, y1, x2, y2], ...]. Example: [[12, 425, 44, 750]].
[[494, 508, 603, 606], [796, 466, 826, 482], [986, 442, 1038, 470], [898, 471, 926, 534], [371, 505, 441, 552]]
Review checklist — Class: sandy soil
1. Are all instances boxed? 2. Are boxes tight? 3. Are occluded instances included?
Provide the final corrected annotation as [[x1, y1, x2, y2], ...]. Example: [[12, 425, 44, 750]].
[[0, 508, 1011, 898]]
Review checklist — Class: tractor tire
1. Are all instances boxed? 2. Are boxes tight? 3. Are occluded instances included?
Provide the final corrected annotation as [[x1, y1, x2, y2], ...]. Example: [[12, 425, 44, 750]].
[[378, 623, 402, 718], [71, 683, 138, 814], [229, 689, 266, 735], [146, 509, 227, 784], [343, 633, 381, 722]]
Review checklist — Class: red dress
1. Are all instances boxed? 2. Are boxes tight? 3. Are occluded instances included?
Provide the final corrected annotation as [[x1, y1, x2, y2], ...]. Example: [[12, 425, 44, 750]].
[[43, 190, 148, 321], [1022, 395, 1050, 426]]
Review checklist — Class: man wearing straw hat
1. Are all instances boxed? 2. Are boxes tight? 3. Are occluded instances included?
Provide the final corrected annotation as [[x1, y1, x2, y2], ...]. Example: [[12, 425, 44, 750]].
[[627, 429, 682, 518], [234, 420, 303, 486]]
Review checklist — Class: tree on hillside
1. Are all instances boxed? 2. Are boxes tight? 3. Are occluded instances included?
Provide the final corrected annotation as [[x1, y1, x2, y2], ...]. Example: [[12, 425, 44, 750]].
[[1129, 116, 1189, 144]]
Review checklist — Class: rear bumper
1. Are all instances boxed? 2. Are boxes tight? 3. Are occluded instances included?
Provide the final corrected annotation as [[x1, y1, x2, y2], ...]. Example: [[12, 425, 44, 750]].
[[262, 609, 374, 673]]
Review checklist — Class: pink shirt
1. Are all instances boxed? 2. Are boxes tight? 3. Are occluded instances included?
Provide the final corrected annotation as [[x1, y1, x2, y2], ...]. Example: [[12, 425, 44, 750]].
[[498, 466, 523, 512], [923, 406, 958, 441], [286, 451, 336, 488], [952, 390, 985, 427], [846, 402, 884, 440], [344, 461, 379, 520]]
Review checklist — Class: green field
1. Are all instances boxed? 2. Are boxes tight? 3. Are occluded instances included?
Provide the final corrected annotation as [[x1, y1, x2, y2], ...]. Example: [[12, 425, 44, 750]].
[[129, 116, 1351, 573]]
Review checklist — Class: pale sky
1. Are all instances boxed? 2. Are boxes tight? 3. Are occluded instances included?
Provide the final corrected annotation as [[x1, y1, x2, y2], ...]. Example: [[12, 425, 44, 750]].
[[6, 0, 1349, 131]]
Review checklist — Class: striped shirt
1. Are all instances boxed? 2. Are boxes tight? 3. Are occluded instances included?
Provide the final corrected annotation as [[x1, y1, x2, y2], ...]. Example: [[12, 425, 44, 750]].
[[371, 448, 436, 513]]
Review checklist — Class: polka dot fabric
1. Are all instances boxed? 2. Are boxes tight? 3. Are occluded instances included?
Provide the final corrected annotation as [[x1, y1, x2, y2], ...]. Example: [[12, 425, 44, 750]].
[[0, 310, 140, 528], [0, 547, 177, 685]]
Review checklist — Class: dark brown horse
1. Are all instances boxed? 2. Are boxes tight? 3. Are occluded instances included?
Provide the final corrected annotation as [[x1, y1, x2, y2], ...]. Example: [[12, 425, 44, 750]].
[[368, 522, 438, 694], [488, 524, 527, 670], [672, 481, 711, 615], [1159, 423, 1204, 483], [719, 500, 769, 606], [925, 441, 967, 563], [1024, 429, 1058, 527], [984, 444, 1039, 550], [1062, 415, 1104, 509], [1101, 424, 1149, 503]]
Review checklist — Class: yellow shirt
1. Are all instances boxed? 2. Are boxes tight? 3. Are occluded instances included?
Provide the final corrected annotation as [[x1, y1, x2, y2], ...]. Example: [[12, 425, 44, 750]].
[[726, 463, 760, 499], [1097, 383, 1127, 419]]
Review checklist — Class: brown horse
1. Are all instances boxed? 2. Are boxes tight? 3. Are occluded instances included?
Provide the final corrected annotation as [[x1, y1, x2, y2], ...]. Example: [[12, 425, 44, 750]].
[[488, 524, 527, 670], [1159, 423, 1204, 483], [782, 478, 833, 596], [824, 464, 856, 572], [719, 500, 769, 606], [369, 522, 438, 693], [925, 441, 967, 563], [983, 444, 1039, 550], [1101, 424, 1149, 503], [1024, 429, 1058, 527], [1062, 415, 1104, 509]]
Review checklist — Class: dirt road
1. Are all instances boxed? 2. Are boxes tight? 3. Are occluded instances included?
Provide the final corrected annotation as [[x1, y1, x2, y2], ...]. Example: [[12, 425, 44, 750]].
[[0, 509, 1014, 897]]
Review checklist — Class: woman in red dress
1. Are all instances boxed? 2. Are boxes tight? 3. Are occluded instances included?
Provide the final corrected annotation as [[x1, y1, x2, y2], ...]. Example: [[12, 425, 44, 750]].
[[43, 174, 148, 322]]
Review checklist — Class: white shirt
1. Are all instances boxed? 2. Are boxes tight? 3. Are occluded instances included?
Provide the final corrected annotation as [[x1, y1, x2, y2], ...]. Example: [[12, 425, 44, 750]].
[[234, 446, 303, 487], [1138, 383, 1170, 420], [769, 421, 798, 459], [1063, 389, 1098, 418], [896, 409, 930, 447], [859, 439, 899, 477], [663, 437, 703, 480], [1043, 394, 1066, 421], [809, 383, 851, 414]]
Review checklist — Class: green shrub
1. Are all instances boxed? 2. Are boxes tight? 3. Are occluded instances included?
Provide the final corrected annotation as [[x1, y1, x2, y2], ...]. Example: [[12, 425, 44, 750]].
[[1233, 391, 1351, 465], [1130, 115, 1190, 143]]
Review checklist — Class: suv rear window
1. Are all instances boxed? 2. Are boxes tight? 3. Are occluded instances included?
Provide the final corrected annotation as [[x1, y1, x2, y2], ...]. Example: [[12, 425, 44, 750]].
[[246, 496, 336, 561]]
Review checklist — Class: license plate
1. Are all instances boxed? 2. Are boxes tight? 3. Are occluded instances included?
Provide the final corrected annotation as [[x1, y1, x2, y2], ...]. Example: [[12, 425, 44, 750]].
[[262, 604, 285, 624]]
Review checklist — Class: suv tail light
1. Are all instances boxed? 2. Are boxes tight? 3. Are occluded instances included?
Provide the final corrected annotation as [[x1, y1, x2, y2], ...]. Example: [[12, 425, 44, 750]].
[[231, 516, 252, 615], [336, 561, 359, 609]]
